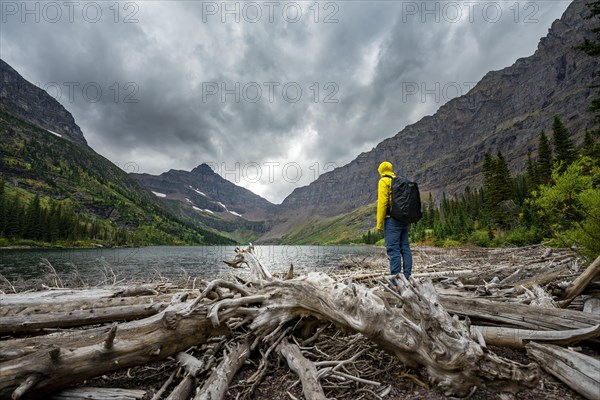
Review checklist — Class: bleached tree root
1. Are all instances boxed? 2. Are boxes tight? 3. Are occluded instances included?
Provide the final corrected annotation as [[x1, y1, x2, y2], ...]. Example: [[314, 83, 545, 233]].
[[209, 268, 540, 397]]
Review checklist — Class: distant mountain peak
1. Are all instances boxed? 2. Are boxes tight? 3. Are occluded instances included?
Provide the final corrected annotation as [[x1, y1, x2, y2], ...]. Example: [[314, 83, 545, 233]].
[[0, 59, 88, 146], [191, 163, 216, 175]]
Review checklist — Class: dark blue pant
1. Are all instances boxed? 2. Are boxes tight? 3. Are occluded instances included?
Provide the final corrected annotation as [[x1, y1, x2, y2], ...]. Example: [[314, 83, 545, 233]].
[[384, 217, 412, 279]]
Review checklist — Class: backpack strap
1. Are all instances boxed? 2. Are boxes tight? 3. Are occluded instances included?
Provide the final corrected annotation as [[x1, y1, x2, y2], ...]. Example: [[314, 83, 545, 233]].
[[381, 175, 394, 215]]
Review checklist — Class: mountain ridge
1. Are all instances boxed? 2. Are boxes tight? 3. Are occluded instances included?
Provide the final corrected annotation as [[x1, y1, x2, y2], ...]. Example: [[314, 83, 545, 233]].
[[259, 0, 597, 242], [0, 60, 235, 245], [0, 59, 88, 146]]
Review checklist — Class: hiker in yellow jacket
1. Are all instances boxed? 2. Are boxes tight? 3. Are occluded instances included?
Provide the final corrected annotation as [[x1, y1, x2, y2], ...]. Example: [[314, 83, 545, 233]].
[[376, 161, 413, 281]]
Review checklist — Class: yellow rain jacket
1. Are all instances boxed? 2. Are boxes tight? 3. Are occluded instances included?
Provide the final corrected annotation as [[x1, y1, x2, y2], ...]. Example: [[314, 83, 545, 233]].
[[376, 161, 395, 230]]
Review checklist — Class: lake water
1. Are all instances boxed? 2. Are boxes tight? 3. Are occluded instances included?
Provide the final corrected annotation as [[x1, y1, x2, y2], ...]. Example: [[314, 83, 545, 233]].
[[0, 245, 385, 284]]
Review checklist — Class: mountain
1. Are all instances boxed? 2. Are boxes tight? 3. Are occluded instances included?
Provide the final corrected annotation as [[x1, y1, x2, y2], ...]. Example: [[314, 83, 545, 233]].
[[261, 0, 598, 242], [130, 164, 275, 242], [0, 60, 87, 146], [0, 60, 234, 246], [132, 164, 275, 220]]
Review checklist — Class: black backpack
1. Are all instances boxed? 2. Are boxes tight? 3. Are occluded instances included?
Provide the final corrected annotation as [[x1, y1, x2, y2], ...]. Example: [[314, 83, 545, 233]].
[[384, 175, 423, 224]]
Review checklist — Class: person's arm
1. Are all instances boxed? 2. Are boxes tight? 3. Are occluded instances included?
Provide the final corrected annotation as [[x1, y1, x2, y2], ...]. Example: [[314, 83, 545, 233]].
[[376, 178, 389, 232]]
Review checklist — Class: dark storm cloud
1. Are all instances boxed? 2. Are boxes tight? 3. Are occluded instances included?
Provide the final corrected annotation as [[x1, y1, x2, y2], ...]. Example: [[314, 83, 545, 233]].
[[0, 0, 571, 202]]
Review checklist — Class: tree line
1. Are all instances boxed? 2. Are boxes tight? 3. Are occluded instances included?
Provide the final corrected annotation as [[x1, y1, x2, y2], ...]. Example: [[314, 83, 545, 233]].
[[0, 182, 130, 246], [407, 115, 599, 259]]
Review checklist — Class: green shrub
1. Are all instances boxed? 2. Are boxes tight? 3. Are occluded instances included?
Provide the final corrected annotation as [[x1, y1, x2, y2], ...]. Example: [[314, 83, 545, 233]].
[[442, 239, 462, 247], [468, 230, 491, 247], [504, 227, 542, 247]]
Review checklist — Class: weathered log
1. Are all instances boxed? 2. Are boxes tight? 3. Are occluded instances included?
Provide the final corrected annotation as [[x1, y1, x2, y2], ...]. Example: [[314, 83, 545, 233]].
[[50, 387, 146, 400], [0, 293, 178, 318], [175, 352, 205, 376], [526, 342, 600, 400], [278, 340, 327, 400], [0, 300, 229, 399], [512, 265, 570, 294], [0, 302, 168, 333], [194, 341, 251, 400], [440, 295, 600, 330], [559, 256, 600, 307], [472, 324, 600, 348], [0, 294, 191, 356], [0, 284, 164, 306], [165, 374, 197, 400]]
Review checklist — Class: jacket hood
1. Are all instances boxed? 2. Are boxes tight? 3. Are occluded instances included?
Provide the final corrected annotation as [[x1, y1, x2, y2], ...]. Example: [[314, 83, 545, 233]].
[[378, 161, 395, 177]]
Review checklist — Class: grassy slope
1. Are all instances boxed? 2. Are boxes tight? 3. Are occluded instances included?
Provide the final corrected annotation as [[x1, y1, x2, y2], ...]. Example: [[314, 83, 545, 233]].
[[0, 109, 235, 245], [279, 204, 376, 245]]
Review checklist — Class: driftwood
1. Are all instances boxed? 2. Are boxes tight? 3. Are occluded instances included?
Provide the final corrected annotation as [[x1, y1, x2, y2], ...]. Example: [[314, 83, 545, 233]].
[[193, 342, 251, 400], [440, 295, 600, 330], [0, 293, 178, 318], [473, 324, 600, 348], [0, 298, 228, 399], [526, 342, 600, 400], [50, 387, 146, 400], [0, 302, 168, 333], [278, 341, 327, 400], [0, 284, 163, 305], [558, 255, 600, 307], [0, 245, 598, 399]]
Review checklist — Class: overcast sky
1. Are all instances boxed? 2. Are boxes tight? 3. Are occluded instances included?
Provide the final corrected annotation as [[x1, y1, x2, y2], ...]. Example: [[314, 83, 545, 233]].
[[1, 0, 572, 203]]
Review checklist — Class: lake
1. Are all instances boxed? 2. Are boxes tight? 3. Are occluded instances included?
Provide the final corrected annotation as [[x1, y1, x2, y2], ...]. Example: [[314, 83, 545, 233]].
[[0, 245, 385, 284]]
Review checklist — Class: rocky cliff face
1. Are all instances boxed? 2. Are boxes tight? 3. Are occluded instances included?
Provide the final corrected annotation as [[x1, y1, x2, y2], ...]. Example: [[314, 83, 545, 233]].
[[131, 163, 275, 221], [275, 0, 598, 226], [0, 59, 88, 146]]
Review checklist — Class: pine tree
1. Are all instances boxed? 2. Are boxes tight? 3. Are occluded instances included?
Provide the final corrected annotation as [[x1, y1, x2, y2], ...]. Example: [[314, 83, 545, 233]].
[[0, 177, 5, 236], [526, 151, 538, 188], [5, 195, 23, 238], [578, 0, 600, 122], [552, 116, 578, 170], [581, 130, 600, 161], [537, 131, 553, 185], [24, 195, 43, 240], [492, 152, 514, 228], [48, 201, 60, 243]]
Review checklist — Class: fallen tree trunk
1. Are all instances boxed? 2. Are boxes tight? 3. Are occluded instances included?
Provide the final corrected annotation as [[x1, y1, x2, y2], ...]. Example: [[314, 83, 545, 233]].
[[0, 293, 178, 318], [472, 324, 600, 348], [440, 295, 600, 330], [278, 340, 327, 400], [0, 302, 168, 333], [526, 342, 600, 400], [0, 300, 229, 399], [50, 387, 146, 400], [558, 256, 600, 307], [0, 284, 164, 306], [194, 341, 250, 400]]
